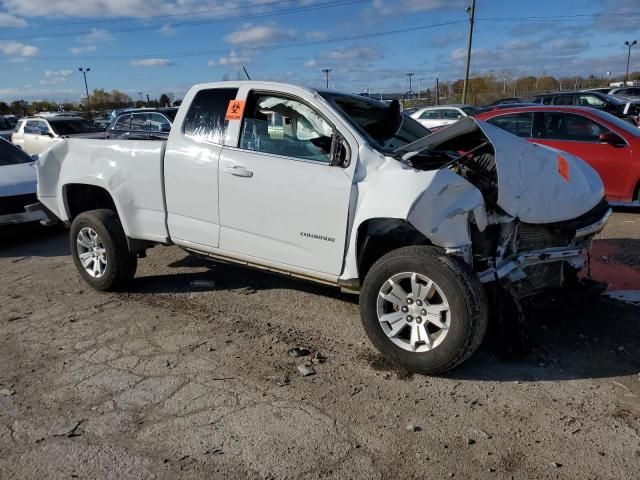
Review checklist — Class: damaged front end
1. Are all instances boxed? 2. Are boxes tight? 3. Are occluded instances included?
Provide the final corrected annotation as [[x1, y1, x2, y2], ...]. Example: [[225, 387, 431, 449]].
[[396, 117, 611, 301]]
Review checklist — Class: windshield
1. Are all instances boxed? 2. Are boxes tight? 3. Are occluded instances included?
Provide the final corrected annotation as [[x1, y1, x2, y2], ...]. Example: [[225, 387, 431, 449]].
[[461, 106, 477, 115], [49, 119, 100, 135], [0, 139, 32, 165], [319, 92, 431, 152]]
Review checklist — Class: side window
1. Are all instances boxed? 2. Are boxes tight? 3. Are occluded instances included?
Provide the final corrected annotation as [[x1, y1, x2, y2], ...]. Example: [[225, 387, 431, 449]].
[[25, 121, 48, 134], [441, 109, 462, 119], [542, 113, 607, 142], [541, 97, 553, 105], [148, 113, 171, 132], [419, 110, 441, 119], [553, 95, 574, 106], [239, 93, 334, 164], [113, 114, 131, 130], [577, 95, 606, 107], [131, 114, 148, 131], [488, 113, 533, 138], [183, 87, 238, 144]]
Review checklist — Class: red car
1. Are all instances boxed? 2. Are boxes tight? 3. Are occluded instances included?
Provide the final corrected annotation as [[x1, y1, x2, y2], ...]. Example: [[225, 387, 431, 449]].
[[475, 106, 640, 205]]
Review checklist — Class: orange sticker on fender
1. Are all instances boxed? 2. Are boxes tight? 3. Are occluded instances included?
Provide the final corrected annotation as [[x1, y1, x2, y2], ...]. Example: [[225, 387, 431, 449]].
[[225, 100, 245, 120], [557, 154, 570, 182]]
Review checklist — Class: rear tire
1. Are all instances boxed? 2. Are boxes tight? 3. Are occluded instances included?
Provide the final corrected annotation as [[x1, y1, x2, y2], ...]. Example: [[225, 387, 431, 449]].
[[359, 246, 488, 375], [69, 209, 137, 291]]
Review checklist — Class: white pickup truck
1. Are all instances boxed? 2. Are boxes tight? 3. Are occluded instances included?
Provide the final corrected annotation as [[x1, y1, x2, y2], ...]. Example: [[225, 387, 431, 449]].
[[34, 81, 610, 374]]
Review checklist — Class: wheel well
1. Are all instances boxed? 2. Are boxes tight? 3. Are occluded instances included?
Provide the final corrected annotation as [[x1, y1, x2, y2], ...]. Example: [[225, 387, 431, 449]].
[[634, 179, 640, 202], [64, 184, 118, 221], [356, 218, 432, 281]]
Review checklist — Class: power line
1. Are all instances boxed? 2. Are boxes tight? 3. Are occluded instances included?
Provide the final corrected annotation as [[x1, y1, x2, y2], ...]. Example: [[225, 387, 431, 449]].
[[0, 20, 469, 62], [0, 0, 369, 41]]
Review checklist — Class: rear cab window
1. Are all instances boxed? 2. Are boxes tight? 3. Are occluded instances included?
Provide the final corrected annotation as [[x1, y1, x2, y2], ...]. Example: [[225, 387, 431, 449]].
[[183, 88, 239, 144]]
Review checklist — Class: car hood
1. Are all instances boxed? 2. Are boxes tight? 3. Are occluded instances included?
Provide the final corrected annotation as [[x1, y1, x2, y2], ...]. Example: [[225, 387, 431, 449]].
[[396, 117, 604, 224], [0, 162, 37, 197]]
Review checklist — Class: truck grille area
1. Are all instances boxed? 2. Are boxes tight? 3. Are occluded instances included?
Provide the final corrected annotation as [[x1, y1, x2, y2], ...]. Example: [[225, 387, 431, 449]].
[[0, 193, 37, 216], [517, 198, 609, 252]]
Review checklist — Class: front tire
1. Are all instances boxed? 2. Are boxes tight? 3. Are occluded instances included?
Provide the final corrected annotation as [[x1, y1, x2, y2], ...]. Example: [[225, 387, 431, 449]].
[[359, 246, 488, 375], [69, 209, 137, 291]]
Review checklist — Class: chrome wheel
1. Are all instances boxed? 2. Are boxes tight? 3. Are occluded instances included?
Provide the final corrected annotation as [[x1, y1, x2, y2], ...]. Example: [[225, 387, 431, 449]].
[[76, 227, 107, 278], [376, 272, 451, 353]]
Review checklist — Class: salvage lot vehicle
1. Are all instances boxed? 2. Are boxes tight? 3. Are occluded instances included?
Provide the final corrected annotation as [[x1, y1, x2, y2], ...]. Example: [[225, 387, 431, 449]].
[[106, 107, 178, 140], [0, 138, 46, 226], [34, 81, 611, 374], [0, 115, 16, 141], [532, 91, 639, 126], [410, 105, 476, 130], [476, 106, 640, 205], [12, 115, 103, 155]]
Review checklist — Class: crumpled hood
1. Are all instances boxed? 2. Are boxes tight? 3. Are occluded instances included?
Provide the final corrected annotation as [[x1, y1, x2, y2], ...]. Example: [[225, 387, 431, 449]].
[[0, 162, 37, 197], [396, 117, 604, 224]]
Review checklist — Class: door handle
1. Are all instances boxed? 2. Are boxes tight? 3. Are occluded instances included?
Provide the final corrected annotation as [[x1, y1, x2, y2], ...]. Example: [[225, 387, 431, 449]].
[[223, 165, 253, 178]]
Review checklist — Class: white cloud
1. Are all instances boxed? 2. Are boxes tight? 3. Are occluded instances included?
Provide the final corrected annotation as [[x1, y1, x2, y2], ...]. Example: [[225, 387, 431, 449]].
[[305, 30, 327, 40], [131, 58, 172, 67], [0, 11, 27, 27], [40, 69, 74, 85], [328, 46, 382, 62], [211, 50, 251, 66], [78, 28, 112, 44], [551, 39, 589, 52], [69, 45, 97, 55], [224, 23, 295, 45], [160, 24, 176, 36], [372, 0, 466, 15], [0, 40, 38, 57], [304, 59, 318, 68]]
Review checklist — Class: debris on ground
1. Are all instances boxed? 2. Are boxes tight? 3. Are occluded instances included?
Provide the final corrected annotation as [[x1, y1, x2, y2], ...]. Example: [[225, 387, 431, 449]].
[[297, 364, 316, 377], [0, 388, 16, 396], [190, 279, 216, 289], [288, 347, 310, 357], [311, 352, 327, 364], [50, 420, 82, 437], [236, 286, 257, 295], [406, 424, 421, 432]]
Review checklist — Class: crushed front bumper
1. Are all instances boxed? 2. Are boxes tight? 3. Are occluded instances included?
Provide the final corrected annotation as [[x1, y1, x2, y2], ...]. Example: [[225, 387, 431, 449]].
[[477, 207, 611, 286]]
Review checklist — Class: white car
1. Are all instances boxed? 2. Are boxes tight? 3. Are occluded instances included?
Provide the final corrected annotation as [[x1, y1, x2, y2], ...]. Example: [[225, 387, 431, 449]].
[[0, 138, 46, 226], [12, 116, 102, 155], [411, 105, 476, 130], [35, 81, 609, 374]]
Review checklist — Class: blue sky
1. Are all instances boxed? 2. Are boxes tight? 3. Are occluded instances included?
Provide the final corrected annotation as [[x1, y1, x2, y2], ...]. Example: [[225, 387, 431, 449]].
[[0, 0, 639, 102]]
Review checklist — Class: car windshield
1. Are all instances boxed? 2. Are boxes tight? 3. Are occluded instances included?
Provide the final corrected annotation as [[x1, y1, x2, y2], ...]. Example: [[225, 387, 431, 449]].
[[595, 110, 640, 136], [49, 119, 100, 135], [461, 106, 477, 115], [0, 139, 32, 165], [320, 92, 431, 152]]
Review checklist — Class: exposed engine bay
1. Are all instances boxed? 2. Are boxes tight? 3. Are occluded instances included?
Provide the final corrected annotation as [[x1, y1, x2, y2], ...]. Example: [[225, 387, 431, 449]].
[[394, 119, 611, 301]]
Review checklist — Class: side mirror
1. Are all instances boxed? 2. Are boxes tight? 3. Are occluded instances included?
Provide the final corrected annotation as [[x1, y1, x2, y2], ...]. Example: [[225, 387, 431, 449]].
[[330, 132, 350, 167], [457, 114, 464, 119], [599, 131, 625, 146]]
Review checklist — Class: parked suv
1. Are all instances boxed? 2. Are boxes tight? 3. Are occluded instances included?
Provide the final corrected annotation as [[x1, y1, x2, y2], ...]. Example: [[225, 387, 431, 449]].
[[532, 91, 639, 124], [106, 108, 178, 140], [12, 116, 102, 155]]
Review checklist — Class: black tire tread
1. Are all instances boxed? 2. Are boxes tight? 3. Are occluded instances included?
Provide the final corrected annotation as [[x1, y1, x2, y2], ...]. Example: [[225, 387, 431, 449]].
[[69, 209, 137, 291], [360, 245, 488, 375]]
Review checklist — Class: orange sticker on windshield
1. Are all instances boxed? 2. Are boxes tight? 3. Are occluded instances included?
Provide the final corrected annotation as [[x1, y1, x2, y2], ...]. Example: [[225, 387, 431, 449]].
[[225, 100, 245, 120], [557, 154, 570, 182]]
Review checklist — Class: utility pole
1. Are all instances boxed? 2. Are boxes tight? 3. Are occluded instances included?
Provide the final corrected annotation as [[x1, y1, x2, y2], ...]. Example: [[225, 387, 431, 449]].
[[624, 40, 637, 86], [418, 78, 422, 100], [322, 68, 331, 89], [78, 67, 91, 118], [435, 77, 440, 106], [138, 92, 143, 103], [146, 93, 150, 104], [406, 72, 414, 96], [461, 0, 476, 104]]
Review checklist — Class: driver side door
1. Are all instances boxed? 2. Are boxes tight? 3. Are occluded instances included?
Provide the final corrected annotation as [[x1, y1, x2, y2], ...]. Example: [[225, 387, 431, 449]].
[[218, 90, 354, 276]]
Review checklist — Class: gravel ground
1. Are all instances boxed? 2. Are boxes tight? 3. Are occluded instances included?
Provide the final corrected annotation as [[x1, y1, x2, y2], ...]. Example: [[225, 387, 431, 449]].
[[1, 212, 639, 480]]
